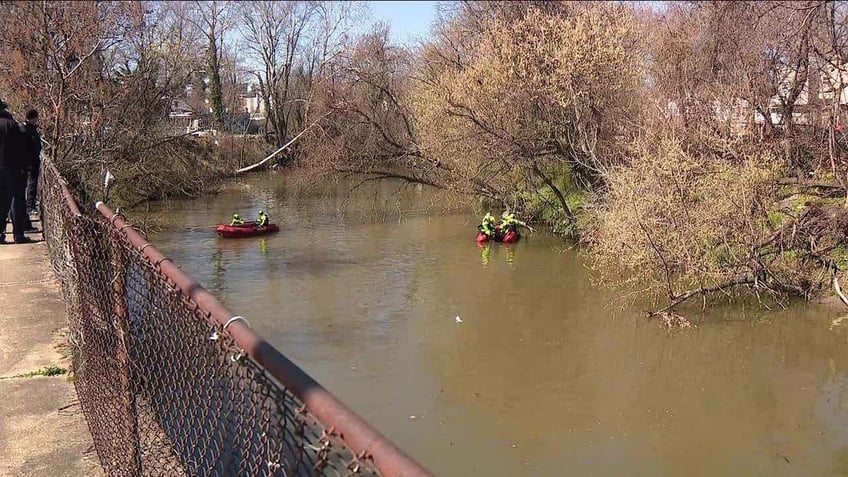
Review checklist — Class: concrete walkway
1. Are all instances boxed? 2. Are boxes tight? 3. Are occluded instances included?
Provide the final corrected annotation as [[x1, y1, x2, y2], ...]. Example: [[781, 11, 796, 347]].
[[0, 223, 101, 476]]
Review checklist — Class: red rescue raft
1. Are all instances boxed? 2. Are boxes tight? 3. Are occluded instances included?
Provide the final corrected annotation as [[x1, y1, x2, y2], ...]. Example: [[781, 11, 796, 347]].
[[216, 223, 280, 238], [502, 230, 519, 243], [476, 230, 520, 244]]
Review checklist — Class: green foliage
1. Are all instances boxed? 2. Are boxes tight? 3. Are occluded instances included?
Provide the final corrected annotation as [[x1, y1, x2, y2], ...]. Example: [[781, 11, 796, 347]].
[[827, 247, 848, 271], [780, 250, 798, 261], [768, 211, 788, 227], [531, 184, 586, 237], [4, 366, 68, 379], [791, 194, 816, 211]]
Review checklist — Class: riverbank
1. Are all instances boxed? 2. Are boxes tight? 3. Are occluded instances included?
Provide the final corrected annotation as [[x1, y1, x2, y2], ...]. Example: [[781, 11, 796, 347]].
[[61, 133, 268, 210], [0, 224, 101, 476]]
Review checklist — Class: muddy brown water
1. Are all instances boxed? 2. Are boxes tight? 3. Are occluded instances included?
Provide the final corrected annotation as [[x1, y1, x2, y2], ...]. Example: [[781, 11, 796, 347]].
[[145, 173, 848, 476]]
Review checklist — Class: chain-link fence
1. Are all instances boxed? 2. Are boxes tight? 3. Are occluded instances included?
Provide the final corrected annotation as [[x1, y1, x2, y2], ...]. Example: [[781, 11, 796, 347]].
[[40, 159, 430, 477]]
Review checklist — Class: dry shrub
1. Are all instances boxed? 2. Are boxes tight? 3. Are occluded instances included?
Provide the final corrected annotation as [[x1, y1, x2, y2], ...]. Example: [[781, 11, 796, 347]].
[[299, 26, 421, 175], [656, 310, 697, 330], [590, 134, 782, 310], [412, 1, 643, 219]]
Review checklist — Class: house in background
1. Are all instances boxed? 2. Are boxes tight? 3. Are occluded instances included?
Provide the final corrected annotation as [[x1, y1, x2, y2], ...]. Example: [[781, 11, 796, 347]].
[[168, 98, 200, 133], [167, 82, 264, 135], [665, 58, 848, 138], [241, 82, 266, 120], [752, 60, 848, 131]]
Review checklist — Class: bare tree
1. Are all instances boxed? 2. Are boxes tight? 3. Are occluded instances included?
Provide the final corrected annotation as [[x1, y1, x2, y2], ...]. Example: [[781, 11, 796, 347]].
[[184, 1, 231, 128], [0, 1, 139, 162], [239, 1, 315, 146], [299, 1, 363, 126], [0, 1, 255, 205]]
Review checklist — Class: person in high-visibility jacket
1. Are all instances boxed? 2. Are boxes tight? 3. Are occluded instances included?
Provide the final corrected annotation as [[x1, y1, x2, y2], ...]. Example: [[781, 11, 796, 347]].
[[230, 213, 245, 226], [256, 210, 269, 227], [478, 212, 497, 238], [498, 210, 526, 232]]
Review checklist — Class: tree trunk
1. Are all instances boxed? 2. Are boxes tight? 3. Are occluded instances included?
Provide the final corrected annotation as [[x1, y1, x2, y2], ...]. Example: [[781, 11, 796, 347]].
[[531, 162, 576, 229], [206, 1, 224, 129], [208, 40, 224, 128], [258, 77, 272, 139]]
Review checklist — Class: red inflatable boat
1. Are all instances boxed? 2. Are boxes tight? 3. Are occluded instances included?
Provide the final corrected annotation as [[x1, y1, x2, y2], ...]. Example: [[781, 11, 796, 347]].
[[476, 230, 519, 243], [216, 223, 280, 238]]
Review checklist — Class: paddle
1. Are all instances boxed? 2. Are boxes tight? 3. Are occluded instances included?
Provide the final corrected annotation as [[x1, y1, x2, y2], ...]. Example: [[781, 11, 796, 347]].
[[183, 225, 222, 231]]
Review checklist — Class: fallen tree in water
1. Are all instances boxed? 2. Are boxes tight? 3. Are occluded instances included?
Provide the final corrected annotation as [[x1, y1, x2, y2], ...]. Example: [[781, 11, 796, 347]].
[[235, 119, 325, 174]]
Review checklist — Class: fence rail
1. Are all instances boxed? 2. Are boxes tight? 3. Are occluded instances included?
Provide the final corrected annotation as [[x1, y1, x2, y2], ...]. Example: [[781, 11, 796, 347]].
[[40, 159, 430, 477]]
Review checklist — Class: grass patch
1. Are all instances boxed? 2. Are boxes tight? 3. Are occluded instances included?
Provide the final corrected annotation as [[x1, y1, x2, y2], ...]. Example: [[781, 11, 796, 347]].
[[791, 194, 817, 211], [827, 246, 848, 271], [2, 365, 68, 379], [768, 211, 789, 227]]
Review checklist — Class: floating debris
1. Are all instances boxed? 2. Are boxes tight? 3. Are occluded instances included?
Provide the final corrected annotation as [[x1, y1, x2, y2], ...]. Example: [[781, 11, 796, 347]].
[[656, 310, 697, 330]]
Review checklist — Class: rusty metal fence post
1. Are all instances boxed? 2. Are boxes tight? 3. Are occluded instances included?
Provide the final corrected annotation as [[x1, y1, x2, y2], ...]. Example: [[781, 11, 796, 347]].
[[39, 158, 432, 477], [108, 225, 143, 475]]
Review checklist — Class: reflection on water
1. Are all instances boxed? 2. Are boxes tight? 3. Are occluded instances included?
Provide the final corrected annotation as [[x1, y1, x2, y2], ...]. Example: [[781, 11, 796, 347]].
[[479, 243, 491, 268], [478, 243, 518, 269], [504, 244, 516, 268], [146, 173, 848, 476]]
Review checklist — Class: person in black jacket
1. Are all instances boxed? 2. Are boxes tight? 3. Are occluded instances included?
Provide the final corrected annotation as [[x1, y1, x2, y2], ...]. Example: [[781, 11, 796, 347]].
[[19, 109, 41, 231], [0, 99, 32, 244]]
